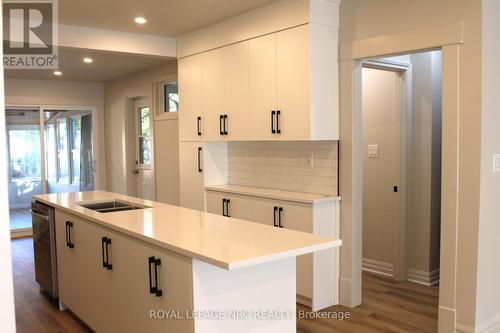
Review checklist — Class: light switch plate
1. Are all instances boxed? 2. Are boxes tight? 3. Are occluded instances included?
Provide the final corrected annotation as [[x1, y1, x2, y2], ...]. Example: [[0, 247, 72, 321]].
[[368, 144, 379, 158], [494, 154, 500, 173]]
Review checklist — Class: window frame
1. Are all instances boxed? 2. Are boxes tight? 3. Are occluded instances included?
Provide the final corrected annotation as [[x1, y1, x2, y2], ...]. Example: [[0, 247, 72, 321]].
[[135, 104, 152, 169]]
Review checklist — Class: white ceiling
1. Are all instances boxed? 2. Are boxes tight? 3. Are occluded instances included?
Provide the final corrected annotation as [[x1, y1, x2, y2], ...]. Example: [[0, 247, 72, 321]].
[[4, 48, 169, 82], [58, 0, 278, 37]]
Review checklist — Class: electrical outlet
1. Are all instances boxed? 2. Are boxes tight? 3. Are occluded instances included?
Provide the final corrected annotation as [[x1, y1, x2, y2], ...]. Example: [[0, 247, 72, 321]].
[[299, 152, 314, 168], [494, 154, 500, 173], [368, 144, 379, 158]]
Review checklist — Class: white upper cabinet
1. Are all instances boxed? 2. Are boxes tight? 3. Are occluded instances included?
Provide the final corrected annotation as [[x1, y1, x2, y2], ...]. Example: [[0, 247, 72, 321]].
[[178, 1, 339, 142], [179, 54, 203, 141], [201, 48, 225, 142], [248, 33, 277, 141]]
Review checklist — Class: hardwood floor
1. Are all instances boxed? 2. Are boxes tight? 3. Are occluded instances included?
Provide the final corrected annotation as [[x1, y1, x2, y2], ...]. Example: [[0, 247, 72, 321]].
[[11, 237, 438, 333], [10, 209, 32, 230]]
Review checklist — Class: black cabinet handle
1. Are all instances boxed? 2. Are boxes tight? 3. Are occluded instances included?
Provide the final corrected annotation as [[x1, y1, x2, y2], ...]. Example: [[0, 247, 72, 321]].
[[223, 114, 228, 135], [102, 237, 112, 270], [271, 111, 276, 134], [102, 237, 107, 268], [278, 207, 284, 228], [197, 147, 202, 172], [273, 206, 278, 227], [226, 199, 231, 217], [197, 116, 202, 136], [219, 115, 224, 135], [222, 198, 227, 216], [154, 258, 163, 297], [148, 256, 156, 294], [276, 110, 281, 134], [65, 221, 74, 248]]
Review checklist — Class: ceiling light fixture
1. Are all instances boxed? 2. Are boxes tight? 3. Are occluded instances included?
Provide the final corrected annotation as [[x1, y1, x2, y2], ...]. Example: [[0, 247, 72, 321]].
[[83, 57, 93, 63], [134, 17, 147, 24], [53, 71, 62, 76]]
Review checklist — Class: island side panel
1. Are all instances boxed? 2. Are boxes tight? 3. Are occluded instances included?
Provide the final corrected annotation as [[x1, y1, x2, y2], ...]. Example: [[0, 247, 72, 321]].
[[192, 258, 296, 333]]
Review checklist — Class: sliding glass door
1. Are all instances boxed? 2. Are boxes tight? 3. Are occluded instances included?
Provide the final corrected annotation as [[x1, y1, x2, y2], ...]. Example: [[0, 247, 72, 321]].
[[4, 107, 95, 235]]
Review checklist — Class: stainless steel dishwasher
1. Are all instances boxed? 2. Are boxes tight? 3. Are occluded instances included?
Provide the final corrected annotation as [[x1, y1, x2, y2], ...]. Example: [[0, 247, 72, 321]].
[[31, 200, 58, 298]]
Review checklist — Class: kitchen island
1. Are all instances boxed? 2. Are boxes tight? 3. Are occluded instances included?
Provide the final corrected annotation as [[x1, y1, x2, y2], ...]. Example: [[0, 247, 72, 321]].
[[33, 191, 341, 333]]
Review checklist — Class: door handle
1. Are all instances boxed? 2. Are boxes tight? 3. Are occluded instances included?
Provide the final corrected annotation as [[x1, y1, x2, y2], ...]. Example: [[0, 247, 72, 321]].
[[271, 111, 276, 134], [197, 147, 202, 172], [65, 221, 74, 248], [197, 116, 202, 136], [276, 110, 281, 134], [219, 115, 224, 135], [273, 206, 278, 227], [278, 207, 284, 228], [223, 114, 228, 135]]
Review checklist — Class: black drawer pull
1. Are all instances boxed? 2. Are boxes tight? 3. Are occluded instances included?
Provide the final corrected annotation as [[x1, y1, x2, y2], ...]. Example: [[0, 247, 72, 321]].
[[225, 199, 231, 217], [154, 258, 163, 297], [219, 115, 224, 135], [148, 256, 156, 294], [273, 206, 278, 227], [197, 116, 202, 136], [278, 207, 284, 228], [197, 147, 202, 172], [222, 198, 227, 216], [65, 221, 74, 248], [276, 110, 281, 134], [271, 111, 276, 134], [223, 114, 228, 135], [102, 237, 108, 268]]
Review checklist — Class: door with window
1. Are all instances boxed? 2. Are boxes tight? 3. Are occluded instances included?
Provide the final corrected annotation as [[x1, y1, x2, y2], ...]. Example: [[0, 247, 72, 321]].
[[134, 99, 153, 200]]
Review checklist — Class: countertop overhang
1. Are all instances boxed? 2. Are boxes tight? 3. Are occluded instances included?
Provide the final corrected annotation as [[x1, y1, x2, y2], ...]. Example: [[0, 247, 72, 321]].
[[33, 191, 341, 270]]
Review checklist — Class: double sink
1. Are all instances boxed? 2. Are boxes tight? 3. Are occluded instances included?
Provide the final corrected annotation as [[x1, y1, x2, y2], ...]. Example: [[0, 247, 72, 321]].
[[78, 200, 150, 213]]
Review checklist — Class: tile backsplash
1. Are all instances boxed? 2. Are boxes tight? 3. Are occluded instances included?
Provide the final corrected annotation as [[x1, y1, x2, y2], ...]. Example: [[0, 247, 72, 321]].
[[227, 141, 339, 196]]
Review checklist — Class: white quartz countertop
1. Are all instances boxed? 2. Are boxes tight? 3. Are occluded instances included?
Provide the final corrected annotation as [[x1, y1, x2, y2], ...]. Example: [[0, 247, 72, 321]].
[[33, 191, 341, 270], [205, 184, 341, 204]]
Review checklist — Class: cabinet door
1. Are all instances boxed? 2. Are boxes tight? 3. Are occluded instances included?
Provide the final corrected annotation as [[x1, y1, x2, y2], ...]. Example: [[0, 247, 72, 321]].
[[179, 54, 203, 141], [251, 197, 280, 227], [276, 25, 311, 140], [202, 48, 225, 141], [179, 142, 205, 211], [107, 231, 158, 333], [279, 201, 313, 299], [155, 249, 194, 333], [224, 41, 249, 141], [205, 190, 224, 215], [249, 33, 277, 141], [55, 211, 108, 331]]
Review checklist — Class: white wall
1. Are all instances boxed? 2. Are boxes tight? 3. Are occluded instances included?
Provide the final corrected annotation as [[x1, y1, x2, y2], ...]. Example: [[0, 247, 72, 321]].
[[4, 79, 106, 190], [104, 61, 180, 204], [475, 0, 500, 329]]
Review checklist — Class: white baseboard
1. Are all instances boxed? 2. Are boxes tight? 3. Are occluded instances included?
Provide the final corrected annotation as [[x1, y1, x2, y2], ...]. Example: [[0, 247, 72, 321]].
[[362, 258, 394, 278], [407, 268, 440, 286]]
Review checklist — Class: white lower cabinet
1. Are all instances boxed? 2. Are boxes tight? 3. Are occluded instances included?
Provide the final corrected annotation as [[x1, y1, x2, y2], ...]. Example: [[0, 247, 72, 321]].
[[179, 142, 205, 211], [55, 210, 194, 333], [205, 189, 340, 311]]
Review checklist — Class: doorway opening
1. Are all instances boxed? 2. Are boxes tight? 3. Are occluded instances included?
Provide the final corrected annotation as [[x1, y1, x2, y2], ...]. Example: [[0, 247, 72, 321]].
[[361, 50, 442, 329], [4, 106, 96, 237]]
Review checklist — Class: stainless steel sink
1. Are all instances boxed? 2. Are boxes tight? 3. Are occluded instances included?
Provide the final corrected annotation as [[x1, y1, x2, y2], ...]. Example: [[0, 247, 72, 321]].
[[78, 200, 149, 213]]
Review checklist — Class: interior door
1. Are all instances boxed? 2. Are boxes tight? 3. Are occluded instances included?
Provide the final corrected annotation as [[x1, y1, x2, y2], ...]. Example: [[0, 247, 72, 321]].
[[249, 33, 277, 141], [134, 99, 154, 200], [362, 67, 400, 272]]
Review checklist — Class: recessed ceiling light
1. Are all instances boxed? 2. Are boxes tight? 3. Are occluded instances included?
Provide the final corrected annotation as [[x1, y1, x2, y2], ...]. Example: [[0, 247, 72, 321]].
[[53, 71, 62, 76], [134, 17, 147, 24], [83, 57, 93, 63]]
